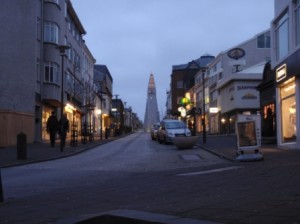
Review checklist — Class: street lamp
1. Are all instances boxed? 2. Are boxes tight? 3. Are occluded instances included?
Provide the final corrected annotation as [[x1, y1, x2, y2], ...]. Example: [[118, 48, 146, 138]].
[[58, 45, 70, 152]]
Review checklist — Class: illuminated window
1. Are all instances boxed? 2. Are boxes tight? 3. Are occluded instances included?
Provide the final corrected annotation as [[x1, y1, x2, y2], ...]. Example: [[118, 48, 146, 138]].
[[280, 81, 296, 143]]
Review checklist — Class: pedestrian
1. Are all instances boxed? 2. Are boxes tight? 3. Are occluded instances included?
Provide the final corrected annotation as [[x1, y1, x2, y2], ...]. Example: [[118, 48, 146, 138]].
[[46, 111, 58, 147], [58, 113, 69, 148]]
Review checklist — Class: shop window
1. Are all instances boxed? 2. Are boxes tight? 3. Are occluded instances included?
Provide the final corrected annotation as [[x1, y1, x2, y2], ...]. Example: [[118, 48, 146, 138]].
[[262, 104, 275, 137], [281, 82, 296, 142]]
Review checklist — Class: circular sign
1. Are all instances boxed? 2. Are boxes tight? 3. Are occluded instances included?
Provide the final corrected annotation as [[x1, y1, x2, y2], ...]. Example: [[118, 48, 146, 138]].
[[227, 48, 245, 60]]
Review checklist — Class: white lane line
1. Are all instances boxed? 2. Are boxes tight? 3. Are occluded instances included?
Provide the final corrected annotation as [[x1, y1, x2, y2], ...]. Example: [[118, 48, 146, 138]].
[[176, 166, 244, 176]]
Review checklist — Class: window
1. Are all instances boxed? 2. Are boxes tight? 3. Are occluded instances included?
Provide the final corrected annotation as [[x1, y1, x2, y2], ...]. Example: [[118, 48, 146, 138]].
[[44, 22, 59, 44], [218, 72, 223, 80], [275, 12, 289, 60], [44, 62, 59, 84], [295, 0, 300, 45], [257, 31, 271, 48], [177, 80, 183, 89], [280, 81, 296, 143]]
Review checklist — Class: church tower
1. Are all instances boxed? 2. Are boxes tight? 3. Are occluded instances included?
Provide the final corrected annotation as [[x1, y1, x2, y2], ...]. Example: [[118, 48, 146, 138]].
[[144, 73, 160, 132]]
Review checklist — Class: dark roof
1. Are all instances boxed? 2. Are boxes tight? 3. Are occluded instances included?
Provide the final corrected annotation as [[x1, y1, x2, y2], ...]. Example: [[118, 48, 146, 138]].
[[172, 54, 215, 71], [94, 64, 113, 82]]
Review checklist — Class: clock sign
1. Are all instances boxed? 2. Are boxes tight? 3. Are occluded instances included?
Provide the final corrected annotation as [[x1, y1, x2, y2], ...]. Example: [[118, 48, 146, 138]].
[[227, 47, 246, 60]]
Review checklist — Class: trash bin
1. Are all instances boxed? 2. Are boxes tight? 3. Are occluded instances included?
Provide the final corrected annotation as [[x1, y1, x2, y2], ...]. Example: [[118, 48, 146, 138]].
[[17, 132, 27, 160]]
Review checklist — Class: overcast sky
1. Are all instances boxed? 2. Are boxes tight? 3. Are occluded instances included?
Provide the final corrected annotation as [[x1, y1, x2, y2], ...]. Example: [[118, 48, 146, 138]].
[[71, 0, 274, 121]]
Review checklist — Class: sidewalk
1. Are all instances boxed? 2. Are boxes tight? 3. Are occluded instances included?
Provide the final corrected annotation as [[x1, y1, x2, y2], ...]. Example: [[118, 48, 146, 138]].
[[197, 134, 300, 164], [0, 136, 118, 168]]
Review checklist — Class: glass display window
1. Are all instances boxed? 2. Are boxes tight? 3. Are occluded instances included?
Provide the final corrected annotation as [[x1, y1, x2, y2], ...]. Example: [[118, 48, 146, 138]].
[[280, 81, 296, 143]]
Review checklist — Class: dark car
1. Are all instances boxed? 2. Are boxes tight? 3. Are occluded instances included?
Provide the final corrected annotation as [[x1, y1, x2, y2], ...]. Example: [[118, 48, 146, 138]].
[[150, 123, 160, 140]]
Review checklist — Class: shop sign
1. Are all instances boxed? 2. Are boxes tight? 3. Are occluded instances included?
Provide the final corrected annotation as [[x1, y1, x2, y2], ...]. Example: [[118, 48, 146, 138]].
[[227, 47, 246, 60], [241, 93, 257, 99], [276, 64, 287, 82], [209, 107, 218, 113]]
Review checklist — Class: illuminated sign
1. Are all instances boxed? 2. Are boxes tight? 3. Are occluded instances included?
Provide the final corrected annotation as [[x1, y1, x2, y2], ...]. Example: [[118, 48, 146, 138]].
[[209, 107, 218, 113], [276, 64, 286, 82]]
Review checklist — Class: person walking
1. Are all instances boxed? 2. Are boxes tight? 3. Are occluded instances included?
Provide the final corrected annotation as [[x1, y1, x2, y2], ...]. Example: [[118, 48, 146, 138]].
[[47, 111, 59, 147], [59, 113, 69, 150]]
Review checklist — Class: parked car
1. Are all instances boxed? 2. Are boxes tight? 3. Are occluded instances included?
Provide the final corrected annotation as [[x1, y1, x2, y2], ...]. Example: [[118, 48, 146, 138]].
[[157, 119, 191, 144], [150, 122, 160, 140]]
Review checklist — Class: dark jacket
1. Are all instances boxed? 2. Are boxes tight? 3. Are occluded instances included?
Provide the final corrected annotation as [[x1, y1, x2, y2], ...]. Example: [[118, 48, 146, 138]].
[[47, 115, 58, 132]]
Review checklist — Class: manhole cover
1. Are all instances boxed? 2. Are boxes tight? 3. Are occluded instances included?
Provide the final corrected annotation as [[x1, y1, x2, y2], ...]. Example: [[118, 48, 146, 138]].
[[180, 154, 201, 161]]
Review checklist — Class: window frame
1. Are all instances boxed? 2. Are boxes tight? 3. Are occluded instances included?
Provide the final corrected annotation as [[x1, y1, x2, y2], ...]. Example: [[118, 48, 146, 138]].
[[44, 62, 59, 84], [44, 21, 59, 44], [275, 11, 289, 60]]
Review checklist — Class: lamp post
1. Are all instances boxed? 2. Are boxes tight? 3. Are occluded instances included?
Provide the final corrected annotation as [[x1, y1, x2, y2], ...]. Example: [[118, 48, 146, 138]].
[[58, 45, 70, 152], [202, 70, 206, 144]]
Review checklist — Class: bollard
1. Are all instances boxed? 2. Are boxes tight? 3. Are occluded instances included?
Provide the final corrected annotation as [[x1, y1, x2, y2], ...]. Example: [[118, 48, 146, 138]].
[[17, 132, 27, 160], [0, 169, 3, 203]]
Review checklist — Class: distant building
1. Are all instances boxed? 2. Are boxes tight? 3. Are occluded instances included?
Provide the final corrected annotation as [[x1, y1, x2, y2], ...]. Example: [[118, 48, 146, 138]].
[[144, 74, 160, 132], [94, 65, 114, 136], [202, 30, 271, 134], [167, 54, 214, 121]]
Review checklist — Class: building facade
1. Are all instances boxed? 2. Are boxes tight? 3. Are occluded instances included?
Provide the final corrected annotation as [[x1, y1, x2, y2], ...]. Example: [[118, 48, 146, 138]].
[[0, 0, 97, 147], [272, 0, 300, 148], [168, 55, 215, 121], [94, 64, 113, 138], [201, 30, 271, 135]]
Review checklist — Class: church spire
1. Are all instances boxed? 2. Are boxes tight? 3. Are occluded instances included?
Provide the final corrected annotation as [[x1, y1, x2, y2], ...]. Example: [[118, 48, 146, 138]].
[[144, 73, 160, 132]]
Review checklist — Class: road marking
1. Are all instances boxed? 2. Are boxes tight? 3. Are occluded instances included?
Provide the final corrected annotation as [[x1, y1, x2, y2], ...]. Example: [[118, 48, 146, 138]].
[[176, 166, 244, 176]]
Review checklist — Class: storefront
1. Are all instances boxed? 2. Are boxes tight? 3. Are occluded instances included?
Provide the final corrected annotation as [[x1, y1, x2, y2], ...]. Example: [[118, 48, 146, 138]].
[[275, 49, 300, 148], [42, 103, 82, 143]]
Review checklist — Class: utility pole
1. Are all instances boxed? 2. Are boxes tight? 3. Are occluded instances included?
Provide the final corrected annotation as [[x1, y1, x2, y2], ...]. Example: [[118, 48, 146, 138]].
[[58, 45, 70, 152]]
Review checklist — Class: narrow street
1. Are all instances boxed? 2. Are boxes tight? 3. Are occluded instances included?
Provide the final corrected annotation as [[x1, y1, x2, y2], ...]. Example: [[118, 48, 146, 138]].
[[0, 132, 228, 223], [1, 133, 300, 224]]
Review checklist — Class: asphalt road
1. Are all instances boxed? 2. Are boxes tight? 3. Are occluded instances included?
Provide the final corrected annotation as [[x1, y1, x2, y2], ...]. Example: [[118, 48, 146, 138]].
[[1, 133, 300, 224]]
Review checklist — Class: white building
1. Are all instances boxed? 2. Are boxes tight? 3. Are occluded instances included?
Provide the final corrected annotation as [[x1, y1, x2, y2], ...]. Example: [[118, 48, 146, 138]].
[[196, 30, 271, 134]]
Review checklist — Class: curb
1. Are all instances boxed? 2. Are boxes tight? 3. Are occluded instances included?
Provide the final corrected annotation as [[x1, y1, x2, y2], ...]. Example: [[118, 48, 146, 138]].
[[197, 144, 236, 162]]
